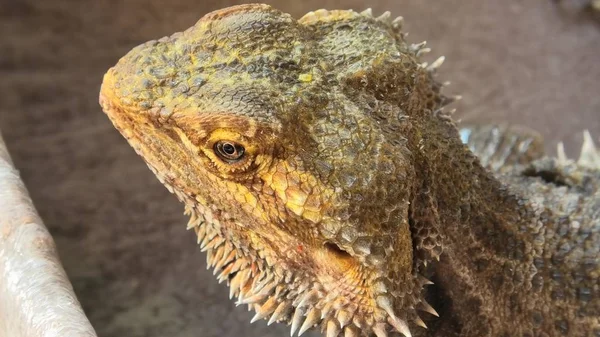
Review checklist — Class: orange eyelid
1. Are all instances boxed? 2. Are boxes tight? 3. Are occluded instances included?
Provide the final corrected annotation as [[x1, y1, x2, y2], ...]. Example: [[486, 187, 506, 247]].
[[201, 128, 261, 175]]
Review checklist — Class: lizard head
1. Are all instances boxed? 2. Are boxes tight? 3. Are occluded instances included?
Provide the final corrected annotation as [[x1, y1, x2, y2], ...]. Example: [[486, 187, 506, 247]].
[[100, 4, 450, 336]]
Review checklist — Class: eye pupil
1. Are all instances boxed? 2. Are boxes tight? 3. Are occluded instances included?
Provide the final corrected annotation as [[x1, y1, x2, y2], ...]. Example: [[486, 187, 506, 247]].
[[214, 141, 245, 163], [222, 143, 235, 155]]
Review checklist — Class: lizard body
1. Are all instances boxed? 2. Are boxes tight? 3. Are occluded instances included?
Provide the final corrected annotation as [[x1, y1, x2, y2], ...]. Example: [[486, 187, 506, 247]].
[[99, 4, 599, 336]]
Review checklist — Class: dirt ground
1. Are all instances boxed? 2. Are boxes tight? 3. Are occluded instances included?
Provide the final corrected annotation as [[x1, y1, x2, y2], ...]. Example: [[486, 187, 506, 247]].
[[0, 0, 598, 336]]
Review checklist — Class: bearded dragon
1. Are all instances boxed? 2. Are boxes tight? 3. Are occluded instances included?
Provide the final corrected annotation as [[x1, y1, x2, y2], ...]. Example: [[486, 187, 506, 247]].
[[98, 4, 600, 337]]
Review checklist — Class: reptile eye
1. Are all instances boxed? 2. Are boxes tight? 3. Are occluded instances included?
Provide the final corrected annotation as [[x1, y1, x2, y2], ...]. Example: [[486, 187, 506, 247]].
[[214, 140, 245, 163]]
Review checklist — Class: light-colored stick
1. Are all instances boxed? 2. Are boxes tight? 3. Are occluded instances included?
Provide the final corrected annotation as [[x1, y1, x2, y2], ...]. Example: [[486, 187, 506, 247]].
[[0, 131, 97, 337]]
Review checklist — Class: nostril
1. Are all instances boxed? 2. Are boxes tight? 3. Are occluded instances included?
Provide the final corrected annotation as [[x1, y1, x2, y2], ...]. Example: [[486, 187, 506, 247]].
[[324, 241, 351, 258]]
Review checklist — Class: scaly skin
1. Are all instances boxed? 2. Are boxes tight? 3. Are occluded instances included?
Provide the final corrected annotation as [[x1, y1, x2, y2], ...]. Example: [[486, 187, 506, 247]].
[[99, 4, 600, 337]]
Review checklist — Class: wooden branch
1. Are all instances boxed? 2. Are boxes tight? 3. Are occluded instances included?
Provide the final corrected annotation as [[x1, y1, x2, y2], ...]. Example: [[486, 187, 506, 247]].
[[0, 131, 97, 337]]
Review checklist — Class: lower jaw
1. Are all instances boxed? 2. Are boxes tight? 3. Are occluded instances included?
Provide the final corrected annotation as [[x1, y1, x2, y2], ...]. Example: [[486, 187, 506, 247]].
[[185, 206, 420, 337]]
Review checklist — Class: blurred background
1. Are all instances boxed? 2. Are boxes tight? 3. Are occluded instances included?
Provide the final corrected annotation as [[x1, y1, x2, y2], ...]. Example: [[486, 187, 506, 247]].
[[0, 0, 598, 336]]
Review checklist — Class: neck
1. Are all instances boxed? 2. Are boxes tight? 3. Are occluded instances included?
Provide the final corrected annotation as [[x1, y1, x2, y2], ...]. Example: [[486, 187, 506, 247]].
[[419, 115, 525, 252], [410, 113, 539, 335]]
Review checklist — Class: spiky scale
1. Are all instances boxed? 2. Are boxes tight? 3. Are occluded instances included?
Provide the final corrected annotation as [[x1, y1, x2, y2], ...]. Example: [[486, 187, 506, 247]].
[[387, 315, 412, 337], [418, 274, 434, 286], [418, 300, 439, 317], [211, 245, 226, 269], [392, 16, 404, 29], [557, 142, 569, 165], [260, 280, 279, 297], [238, 292, 267, 305], [326, 320, 340, 337], [206, 249, 214, 268], [337, 309, 352, 328], [377, 11, 391, 22], [578, 130, 600, 168], [427, 56, 445, 71], [295, 282, 310, 295], [417, 47, 431, 57], [372, 279, 388, 294], [320, 301, 334, 319], [414, 316, 428, 329], [217, 258, 241, 282], [297, 289, 320, 308], [207, 236, 225, 250], [298, 307, 321, 335], [373, 323, 388, 337], [410, 41, 427, 51], [251, 273, 271, 292], [250, 296, 279, 323], [183, 204, 193, 216], [239, 269, 253, 287], [186, 215, 198, 229], [344, 326, 359, 337], [264, 280, 279, 294], [237, 271, 254, 302], [199, 234, 210, 250], [268, 301, 291, 325], [213, 250, 235, 274], [229, 271, 245, 299], [194, 223, 206, 239], [216, 273, 228, 284], [376, 295, 394, 316], [290, 306, 307, 336], [361, 8, 373, 17], [229, 282, 239, 299]]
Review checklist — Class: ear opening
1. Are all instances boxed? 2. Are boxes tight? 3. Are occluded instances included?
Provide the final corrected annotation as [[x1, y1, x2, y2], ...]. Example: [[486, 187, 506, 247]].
[[324, 241, 352, 258]]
